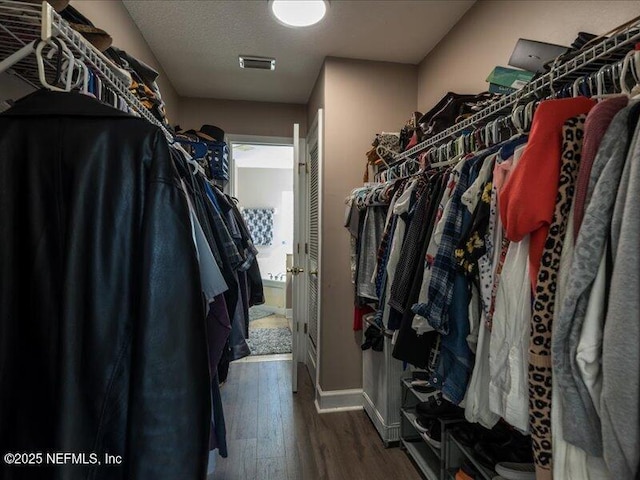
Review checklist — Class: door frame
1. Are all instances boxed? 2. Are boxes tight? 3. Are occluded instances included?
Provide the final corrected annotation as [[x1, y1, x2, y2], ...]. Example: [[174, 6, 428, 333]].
[[227, 133, 308, 390], [292, 124, 308, 392]]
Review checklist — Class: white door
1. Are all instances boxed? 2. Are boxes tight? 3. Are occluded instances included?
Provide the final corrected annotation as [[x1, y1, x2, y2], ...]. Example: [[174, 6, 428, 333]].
[[305, 109, 322, 390], [291, 123, 307, 393]]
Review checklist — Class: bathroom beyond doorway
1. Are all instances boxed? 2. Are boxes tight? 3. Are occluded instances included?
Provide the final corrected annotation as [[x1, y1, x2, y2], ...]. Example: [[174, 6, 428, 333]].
[[233, 143, 295, 357]]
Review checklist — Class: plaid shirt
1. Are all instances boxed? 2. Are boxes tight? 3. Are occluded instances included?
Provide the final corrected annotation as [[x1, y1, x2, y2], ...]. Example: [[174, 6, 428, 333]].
[[412, 157, 475, 334]]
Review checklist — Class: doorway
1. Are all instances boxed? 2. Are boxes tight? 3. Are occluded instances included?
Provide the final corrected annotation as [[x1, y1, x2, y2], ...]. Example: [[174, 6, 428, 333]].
[[232, 142, 295, 359]]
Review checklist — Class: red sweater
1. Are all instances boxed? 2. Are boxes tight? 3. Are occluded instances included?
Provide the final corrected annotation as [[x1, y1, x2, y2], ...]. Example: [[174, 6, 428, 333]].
[[499, 97, 596, 289]]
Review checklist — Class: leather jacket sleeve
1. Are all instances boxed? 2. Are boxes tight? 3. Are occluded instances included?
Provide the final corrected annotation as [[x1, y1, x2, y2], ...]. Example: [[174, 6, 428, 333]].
[[126, 132, 210, 480], [0, 91, 211, 480]]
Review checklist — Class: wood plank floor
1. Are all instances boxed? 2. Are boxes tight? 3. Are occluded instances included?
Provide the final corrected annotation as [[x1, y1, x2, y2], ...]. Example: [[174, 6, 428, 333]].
[[210, 360, 421, 480]]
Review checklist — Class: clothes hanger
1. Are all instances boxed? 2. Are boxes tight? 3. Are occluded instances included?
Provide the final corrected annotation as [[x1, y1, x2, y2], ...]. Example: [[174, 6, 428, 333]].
[[78, 61, 89, 94], [620, 50, 635, 96], [93, 71, 102, 100], [511, 104, 525, 135], [36, 40, 67, 92], [67, 56, 85, 91], [572, 76, 583, 97], [628, 50, 640, 99], [524, 100, 537, 131], [591, 63, 627, 100], [484, 121, 493, 147], [53, 40, 76, 91], [110, 88, 119, 108], [491, 119, 500, 146]]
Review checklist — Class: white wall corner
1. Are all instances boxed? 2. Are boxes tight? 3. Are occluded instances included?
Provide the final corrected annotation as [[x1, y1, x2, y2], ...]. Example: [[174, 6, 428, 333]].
[[314, 385, 363, 413]]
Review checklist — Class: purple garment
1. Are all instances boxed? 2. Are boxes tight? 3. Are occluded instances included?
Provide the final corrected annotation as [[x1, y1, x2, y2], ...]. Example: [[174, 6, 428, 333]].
[[207, 294, 232, 372], [206, 295, 231, 455]]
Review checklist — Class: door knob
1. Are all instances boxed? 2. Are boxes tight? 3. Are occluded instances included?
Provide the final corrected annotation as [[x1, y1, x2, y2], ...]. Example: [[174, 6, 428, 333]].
[[310, 269, 318, 276], [286, 267, 304, 275]]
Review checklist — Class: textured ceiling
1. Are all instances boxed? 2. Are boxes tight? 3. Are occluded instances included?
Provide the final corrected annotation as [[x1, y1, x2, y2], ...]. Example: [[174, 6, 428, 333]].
[[122, 0, 475, 104]]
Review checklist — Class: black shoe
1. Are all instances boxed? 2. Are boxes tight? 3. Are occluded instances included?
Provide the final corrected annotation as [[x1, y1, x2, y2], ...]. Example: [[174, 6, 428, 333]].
[[411, 380, 437, 394], [412, 370, 430, 381], [474, 441, 534, 470], [414, 415, 432, 434], [451, 423, 511, 448], [423, 420, 442, 449], [416, 395, 463, 418]]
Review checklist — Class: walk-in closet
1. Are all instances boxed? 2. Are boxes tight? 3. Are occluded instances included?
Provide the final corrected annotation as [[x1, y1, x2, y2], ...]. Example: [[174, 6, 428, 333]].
[[1, 1, 640, 480]]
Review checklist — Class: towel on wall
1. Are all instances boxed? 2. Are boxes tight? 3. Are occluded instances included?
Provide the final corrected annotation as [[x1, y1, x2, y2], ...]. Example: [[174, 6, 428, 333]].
[[242, 208, 275, 246]]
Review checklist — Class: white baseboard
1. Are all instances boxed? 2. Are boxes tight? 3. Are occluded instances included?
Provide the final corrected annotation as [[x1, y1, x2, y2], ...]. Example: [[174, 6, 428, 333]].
[[362, 391, 400, 445], [314, 385, 363, 413]]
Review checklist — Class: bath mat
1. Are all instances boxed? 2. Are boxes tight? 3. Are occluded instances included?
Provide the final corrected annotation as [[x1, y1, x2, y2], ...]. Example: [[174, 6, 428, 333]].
[[247, 327, 292, 356], [249, 306, 273, 322]]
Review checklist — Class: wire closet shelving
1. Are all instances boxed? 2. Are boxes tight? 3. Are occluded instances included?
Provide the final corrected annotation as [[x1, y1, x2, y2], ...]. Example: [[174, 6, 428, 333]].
[[391, 18, 640, 166], [0, 0, 165, 131]]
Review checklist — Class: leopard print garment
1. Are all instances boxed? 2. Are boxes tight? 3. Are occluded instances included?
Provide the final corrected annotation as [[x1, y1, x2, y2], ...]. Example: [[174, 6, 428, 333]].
[[528, 115, 586, 480]]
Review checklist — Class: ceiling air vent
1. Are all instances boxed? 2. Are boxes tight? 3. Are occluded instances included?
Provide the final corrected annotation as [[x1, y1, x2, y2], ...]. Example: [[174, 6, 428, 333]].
[[239, 55, 276, 71]]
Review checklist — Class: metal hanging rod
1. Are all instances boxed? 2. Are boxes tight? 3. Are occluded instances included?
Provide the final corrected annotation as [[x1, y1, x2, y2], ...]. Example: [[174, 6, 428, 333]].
[[393, 18, 640, 165]]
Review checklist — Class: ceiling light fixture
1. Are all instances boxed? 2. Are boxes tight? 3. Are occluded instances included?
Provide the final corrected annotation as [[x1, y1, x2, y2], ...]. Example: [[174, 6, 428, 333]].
[[269, 0, 328, 28]]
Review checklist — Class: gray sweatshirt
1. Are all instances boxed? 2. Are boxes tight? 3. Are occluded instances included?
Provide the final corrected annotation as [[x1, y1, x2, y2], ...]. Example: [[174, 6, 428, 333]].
[[552, 103, 637, 456], [601, 104, 640, 480]]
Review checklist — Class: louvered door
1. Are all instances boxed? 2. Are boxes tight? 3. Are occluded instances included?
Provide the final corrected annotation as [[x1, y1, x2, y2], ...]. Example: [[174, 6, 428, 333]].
[[305, 109, 322, 386]]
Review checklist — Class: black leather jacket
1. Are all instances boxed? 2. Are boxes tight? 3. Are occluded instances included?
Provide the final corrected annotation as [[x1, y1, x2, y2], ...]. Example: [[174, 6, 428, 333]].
[[0, 91, 210, 479]]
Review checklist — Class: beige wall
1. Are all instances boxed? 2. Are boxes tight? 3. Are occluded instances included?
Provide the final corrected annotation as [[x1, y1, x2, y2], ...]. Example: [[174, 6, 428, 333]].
[[417, 0, 640, 112], [307, 64, 325, 128], [71, 0, 179, 120], [178, 97, 307, 138], [320, 58, 417, 391]]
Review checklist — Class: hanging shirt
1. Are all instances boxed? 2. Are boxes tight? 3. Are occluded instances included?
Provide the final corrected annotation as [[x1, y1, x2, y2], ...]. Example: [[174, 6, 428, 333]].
[[600, 104, 640, 480], [553, 103, 639, 456], [573, 96, 628, 238], [412, 162, 464, 335], [499, 97, 595, 289], [182, 178, 229, 303]]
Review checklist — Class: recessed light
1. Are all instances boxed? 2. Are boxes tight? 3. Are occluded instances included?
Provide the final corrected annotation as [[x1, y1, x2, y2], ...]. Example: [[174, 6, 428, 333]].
[[269, 0, 328, 28]]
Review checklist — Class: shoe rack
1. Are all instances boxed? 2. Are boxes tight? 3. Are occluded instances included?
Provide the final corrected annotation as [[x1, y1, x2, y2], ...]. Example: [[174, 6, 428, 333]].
[[445, 433, 496, 480], [400, 378, 498, 480], [399, 377, 463, 480]]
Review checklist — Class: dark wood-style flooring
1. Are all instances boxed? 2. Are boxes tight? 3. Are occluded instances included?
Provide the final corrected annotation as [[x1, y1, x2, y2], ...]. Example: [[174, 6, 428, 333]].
[[210, 360, 421, 480]]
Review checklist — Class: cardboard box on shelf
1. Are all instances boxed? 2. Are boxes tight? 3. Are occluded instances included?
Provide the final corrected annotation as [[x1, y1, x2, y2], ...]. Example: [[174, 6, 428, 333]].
[[486, 66, 535, 94]]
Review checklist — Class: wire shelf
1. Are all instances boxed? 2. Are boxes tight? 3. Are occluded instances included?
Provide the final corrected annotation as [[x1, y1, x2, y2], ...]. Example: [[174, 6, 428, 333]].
[[0, 0, 165, 132], [393, 20, 640, 164]]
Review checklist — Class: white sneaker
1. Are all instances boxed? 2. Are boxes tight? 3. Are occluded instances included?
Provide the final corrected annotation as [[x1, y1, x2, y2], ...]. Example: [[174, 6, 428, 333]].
[[495, 462, 535, 480]]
